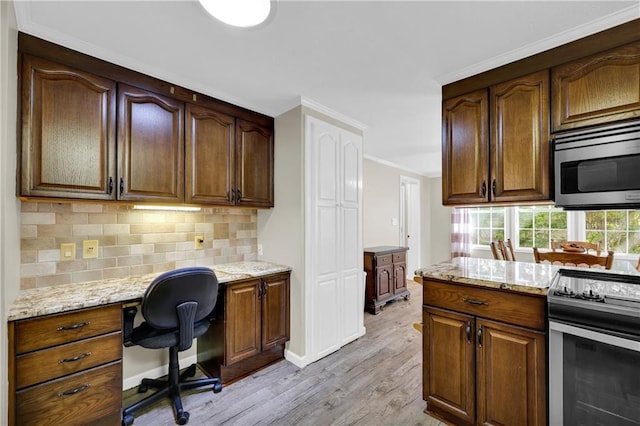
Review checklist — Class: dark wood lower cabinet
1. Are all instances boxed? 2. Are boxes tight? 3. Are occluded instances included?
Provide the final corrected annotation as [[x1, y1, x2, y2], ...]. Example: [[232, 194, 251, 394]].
[[423, 279, 546, 426], [198, 272, 290, 384], [364, 246, 409, 314]]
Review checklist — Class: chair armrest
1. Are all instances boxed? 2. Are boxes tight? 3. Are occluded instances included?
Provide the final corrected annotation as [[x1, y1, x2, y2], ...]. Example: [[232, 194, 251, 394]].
[[122, 306, 138, 346]]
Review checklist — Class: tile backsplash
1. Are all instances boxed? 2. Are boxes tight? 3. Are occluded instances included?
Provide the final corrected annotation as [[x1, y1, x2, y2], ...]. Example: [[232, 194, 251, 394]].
[[20, 202, 257, 289]]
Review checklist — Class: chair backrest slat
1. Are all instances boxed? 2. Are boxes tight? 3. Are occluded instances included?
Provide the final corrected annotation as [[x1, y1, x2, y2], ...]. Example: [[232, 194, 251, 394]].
[[533, 247, 614, 269]]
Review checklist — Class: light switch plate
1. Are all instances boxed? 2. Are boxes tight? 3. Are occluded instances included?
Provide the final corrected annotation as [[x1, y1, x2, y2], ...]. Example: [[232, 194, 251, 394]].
[[82, 240, 99, 259], [60, 243, 76, 261]]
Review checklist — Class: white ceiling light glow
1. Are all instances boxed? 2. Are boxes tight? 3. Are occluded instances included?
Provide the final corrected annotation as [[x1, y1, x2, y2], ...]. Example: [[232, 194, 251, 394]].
[[199, 0, 272, 28]]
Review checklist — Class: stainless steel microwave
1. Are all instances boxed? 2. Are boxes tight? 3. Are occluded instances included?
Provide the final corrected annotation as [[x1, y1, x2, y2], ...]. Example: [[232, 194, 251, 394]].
[[554, 119, 640, 210]]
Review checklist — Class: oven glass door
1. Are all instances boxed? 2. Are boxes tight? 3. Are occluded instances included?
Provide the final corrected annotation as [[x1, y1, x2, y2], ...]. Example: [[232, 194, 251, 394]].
[[549, 322, 640, 426]]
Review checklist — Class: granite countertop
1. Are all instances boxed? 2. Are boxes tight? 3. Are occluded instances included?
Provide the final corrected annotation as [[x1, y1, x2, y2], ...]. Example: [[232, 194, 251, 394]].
[[415, 257, 557, 296], [8, 261, 291, 321], [415, 256, 640, 296]]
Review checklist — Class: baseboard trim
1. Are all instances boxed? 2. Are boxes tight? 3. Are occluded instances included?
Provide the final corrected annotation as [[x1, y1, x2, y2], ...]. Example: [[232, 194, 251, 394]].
[[284, 349, 309, 368]]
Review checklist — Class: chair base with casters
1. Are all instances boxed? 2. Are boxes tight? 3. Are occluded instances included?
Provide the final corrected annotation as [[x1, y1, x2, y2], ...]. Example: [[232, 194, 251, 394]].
[[121, 267, 223, 426], [122, 345, 222, 425]]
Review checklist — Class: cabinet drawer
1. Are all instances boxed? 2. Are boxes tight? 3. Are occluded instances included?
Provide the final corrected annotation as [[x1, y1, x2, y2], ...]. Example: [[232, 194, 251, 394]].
[[15, 304, 122, 354], [393, 252, 406, 263], [376, 254, 393, 266], [423, 279, 546, 331], [16, 361, 122, 426], [16, 332, 122, 389]]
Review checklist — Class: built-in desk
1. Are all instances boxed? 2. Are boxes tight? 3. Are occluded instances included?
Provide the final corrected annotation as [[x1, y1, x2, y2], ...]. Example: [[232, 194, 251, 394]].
[[7, 261, 291, 426]]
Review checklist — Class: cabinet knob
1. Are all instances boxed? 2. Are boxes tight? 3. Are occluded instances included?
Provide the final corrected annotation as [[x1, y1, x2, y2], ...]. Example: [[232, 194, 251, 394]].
[[108, 177, 114, 195], [481, 180, 487, 197], [492, 179, 497, 196], [120, 178, 125, 195], [466, 321, 471, 344], [477, 325, 483, 347]]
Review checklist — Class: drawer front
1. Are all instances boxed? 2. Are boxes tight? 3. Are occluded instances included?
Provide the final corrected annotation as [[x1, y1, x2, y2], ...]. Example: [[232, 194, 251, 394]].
[[393, 252, 406, 263], [16, 332, 122, 389], [376, 254, 393, 266], [16, 361, 122, 426], [423, 279, 546, 331], [15, 304, 122, 354]]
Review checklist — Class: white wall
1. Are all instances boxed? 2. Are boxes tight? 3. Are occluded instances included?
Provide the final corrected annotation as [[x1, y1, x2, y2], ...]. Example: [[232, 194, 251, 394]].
[[1, 1, 20, 422], [427, 177, 452, 265]]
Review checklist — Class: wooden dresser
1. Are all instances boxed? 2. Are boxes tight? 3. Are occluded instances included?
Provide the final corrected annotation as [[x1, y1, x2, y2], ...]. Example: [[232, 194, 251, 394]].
[[8, 304, 123, 425], [363, 246, 409, 314]]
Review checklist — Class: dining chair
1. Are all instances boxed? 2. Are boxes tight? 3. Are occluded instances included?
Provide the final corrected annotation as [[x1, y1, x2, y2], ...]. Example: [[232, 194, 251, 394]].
[[533, 247, 614, 269], [551, 239, 601, 255], [491, 239, 515, 261]]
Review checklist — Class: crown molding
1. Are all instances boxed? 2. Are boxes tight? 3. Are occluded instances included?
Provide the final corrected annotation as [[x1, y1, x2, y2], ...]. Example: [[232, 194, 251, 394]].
[[364, 154, 440, 178], [300, 97, 368, 131], [436, 5, 640, 85]]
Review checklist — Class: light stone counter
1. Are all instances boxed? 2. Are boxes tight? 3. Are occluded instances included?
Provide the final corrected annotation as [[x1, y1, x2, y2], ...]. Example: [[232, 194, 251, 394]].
[[415, 257, 640, 296], [8, 261, 291, 321], [415, 257, 557, 296]]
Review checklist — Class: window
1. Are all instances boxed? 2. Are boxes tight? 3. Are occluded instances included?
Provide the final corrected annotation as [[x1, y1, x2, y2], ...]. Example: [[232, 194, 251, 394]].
[[585, 210, 640, 254], [466, 206, 638, 255], [517, 206, 567, 249], [468, 207, 505, 245]]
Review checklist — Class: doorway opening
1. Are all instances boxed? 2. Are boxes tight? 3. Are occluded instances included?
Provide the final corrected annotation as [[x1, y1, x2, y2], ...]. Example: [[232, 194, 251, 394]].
[[399, 176, 421, 279]]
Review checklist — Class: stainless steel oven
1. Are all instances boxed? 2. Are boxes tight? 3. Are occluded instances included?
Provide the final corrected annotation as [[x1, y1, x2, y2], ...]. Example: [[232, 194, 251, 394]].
[[554, 119, 640, 210], [548, 269, 640, 426]]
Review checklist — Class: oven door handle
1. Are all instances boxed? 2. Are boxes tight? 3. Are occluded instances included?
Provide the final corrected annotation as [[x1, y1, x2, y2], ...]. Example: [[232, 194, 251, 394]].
[[549, 321, 640, 353]]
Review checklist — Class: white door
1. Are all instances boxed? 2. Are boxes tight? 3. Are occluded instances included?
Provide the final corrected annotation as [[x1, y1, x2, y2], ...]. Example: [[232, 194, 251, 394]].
[[400, 176, 420, 279], [339, 130, 363, 345], [307, 116, 341, 360], [306, 115, 364, 361]]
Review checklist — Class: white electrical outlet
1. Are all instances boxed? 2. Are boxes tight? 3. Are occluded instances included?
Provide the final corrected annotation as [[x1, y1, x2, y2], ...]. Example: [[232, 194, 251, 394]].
[[82, 240, 99, 259], [195, 236, 204, 250], [60, 243, 76, 261]]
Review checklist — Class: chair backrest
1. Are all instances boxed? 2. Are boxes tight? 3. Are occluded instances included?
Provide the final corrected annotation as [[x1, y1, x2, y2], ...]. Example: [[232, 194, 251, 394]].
[[533, 247, 614, 269], [491, 239, 515, 261], [551, 239, 601, 255], [141, 267, 219, 331]]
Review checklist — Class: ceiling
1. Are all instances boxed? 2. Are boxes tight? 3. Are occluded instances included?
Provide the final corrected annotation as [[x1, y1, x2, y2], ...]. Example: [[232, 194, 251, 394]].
[[13, 1, 640, 177]]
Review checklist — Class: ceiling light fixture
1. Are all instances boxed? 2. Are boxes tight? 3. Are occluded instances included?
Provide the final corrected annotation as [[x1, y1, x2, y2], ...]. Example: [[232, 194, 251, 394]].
[[198, 0, 273, 28]]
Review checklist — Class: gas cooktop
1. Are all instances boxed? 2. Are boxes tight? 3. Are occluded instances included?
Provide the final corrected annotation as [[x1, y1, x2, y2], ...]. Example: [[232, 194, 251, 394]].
[[548, 268, 640, 338]]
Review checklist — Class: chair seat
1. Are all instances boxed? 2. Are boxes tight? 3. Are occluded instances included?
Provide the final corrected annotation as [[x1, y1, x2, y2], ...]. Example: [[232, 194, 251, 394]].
[[128, 318, 211, 350]]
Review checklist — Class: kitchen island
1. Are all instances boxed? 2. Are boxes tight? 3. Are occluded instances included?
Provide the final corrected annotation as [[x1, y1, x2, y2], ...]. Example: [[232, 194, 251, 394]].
[[416, 257, 551, 426]]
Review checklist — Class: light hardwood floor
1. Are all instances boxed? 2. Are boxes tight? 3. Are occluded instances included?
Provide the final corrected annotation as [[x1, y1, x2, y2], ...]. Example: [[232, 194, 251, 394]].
[[123, 280, 442, 426]]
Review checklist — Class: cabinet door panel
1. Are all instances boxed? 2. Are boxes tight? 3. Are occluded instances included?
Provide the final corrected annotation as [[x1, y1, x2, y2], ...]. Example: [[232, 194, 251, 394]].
[[261, 274, 290, 350], [476, 319, 546, 426], [235, 119, 274, 207], [21, 55, 116, 199], [375, 266, 392, 300], [118, 84, 184, 202], [185, 104, 234, 205], [226, 281, 261, 364], [491, 70, 551, 202], [552, 41, 640, 131], [442, 89, 489, 205], [393, 263, 407, 294], [424, 306, 475, 425]]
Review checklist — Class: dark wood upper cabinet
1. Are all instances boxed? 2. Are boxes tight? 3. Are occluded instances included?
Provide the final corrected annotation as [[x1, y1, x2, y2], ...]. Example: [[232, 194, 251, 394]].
[[117, 84, 184, 203], [185, 104, 235, 205], [20, 55, 116, 200], [552, 40, 640, 131], [491, 70, 550, 203], [235, 119, 274, 207], [443, 71, 551, 206], [442, 89, 489, 205], [18, 33, 275, 208]]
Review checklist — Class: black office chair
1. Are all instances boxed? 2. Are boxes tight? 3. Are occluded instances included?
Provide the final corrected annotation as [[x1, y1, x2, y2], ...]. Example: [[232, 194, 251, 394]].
[[122, 267, 222, 426]]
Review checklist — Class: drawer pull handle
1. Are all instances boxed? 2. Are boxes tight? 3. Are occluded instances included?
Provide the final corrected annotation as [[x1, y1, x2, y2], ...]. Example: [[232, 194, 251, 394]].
[[57, 321, 90, 331], [58, 384, 90, 397], [59, 352, 91, 363], [463, 298, 487, 306]]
